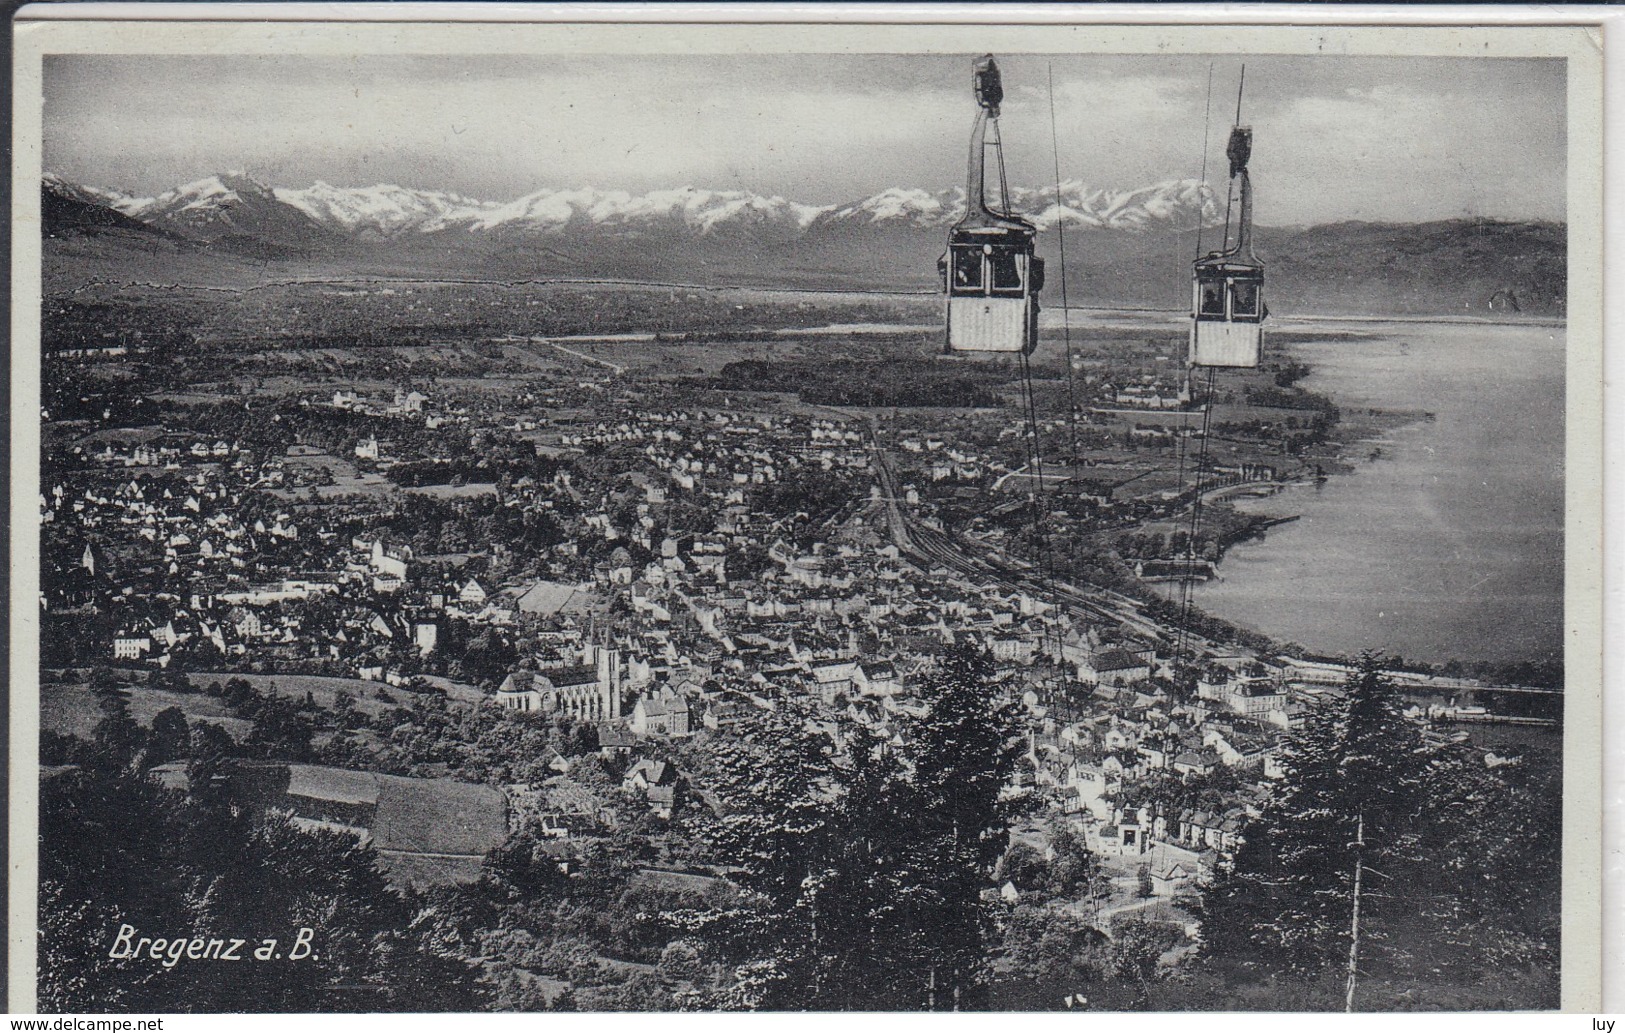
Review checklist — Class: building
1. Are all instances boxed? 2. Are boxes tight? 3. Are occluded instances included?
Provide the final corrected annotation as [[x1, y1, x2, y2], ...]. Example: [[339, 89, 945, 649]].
[[1078, 649, 1154, 687], [112, 630, 152, 660], [458, 579, 489, 608], [810, 657, 861, 702], [494, 645, 623, 721], [370, 539, 412, 580], [630, 691, 694, 737], [1198, 665, 1290, 722], [622, 759, 680, 818]]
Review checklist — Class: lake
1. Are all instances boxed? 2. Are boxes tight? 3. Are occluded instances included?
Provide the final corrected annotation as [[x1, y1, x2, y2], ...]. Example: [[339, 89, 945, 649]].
[[1188, 320, 1565, 666]]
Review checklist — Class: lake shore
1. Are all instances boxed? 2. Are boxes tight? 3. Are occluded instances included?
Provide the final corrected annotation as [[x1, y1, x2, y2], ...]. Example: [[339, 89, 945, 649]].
[[1187, 319, 1564, 668]]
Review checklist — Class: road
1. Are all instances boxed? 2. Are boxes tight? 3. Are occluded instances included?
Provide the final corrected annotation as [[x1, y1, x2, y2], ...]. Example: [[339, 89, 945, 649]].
[[536, 338, 628, 374]]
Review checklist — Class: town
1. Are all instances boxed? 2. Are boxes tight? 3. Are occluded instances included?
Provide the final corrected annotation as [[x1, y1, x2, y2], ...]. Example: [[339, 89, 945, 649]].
[[38, 283, 1560, 1012]]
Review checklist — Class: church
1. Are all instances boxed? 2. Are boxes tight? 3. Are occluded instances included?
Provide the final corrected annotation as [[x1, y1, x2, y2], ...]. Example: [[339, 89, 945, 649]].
[[494, 642, 624, 722]]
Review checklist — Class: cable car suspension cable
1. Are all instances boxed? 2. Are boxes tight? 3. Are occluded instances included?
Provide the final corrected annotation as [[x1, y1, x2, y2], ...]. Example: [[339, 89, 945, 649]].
[[1175, 62, 1216, 606], [1176, 66, 1247, 662], [1017, 350, 1065, 663], [1048, 64, 1081, 463], [1176, 366, 1219, 659], [1175, 64, 1218, 659], [1195, 62, 1215, 261]]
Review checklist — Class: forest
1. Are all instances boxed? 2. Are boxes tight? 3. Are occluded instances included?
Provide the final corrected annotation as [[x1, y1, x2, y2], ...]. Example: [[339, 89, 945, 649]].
[[40, 653, 1559, 1011]]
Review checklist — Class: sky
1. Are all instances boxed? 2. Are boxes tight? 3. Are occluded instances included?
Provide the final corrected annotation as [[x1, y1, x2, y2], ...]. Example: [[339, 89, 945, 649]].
[[44, 52, 1567, 225]]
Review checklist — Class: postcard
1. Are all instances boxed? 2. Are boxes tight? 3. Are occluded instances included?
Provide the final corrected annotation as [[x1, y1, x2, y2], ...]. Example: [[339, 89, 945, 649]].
[[7, 7, 1605, 1014]]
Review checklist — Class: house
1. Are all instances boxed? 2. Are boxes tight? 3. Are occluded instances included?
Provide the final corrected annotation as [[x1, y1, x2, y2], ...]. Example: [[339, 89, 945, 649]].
[[810, 658, 861, 702], [701, 700, 749, 731], [1078, 649, 1154, 687], [623, 759, 681, 818], [458, 579, 489, 608], [855, 661, 901, 697], [113, 630, 153, 660], [1066, 761, 1114, 820], [412, 620, 439, 656], [1172, 751, 1219, 778], [1152, 862, 1195, 897], [1177, 809, 1246, 853], [597, 725, 637, 758], [1199, 663, 1290, 721], [370, 539, 412, 580], [630, 693, 694, 737]]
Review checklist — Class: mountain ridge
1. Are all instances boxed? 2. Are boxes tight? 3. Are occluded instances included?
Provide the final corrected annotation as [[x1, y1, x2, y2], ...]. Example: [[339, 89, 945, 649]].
[[41, 173, 1566, 317], [50, 171, 1228, 240]]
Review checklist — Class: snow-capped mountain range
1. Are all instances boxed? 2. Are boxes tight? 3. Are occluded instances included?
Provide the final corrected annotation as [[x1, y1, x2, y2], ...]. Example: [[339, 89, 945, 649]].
[[44, 171, 1221, 243], [41, 171, 1567, 315]]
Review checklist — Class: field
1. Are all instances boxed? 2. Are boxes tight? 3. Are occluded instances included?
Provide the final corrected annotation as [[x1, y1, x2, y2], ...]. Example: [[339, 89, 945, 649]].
[[270, 446, 394, 499], [183, 671, 421, 718], [372, 772, 510, 855], [42, 680, 253, 742]]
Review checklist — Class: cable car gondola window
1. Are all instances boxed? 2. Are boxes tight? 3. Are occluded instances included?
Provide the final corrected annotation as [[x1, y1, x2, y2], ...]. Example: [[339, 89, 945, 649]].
[[1232, 281, 1260, 318], [989, 249, 1023, 295], [951, 248, 984, 294], [1199, 284, 1225, 317]]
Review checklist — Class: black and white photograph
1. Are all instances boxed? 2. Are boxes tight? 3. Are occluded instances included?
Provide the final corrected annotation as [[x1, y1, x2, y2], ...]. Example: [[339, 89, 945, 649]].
[[8, 12, 1605, 1016]]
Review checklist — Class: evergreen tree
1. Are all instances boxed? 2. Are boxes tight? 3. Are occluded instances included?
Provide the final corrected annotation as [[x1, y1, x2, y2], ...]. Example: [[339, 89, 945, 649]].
[[1201, 653, 1432, 972], [39, 762, 488, 1012], [88, 672, 144, 770], [690, 647, 1018, 1010], [896, 647, 1022, 1009]]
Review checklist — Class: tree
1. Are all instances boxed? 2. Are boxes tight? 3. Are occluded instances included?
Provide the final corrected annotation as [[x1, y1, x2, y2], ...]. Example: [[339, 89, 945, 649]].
[[1200, 653, 1433, 974], [331, 690, 360, 731], [242, 694, 315, 761], [145, 707, 191, 769], [89, 671, 143, 769], [480, 827, 569, 904], [995, 903, 1105, 995], [186, 722, 237, 804], [1109, 918, 1183, 1006], [1044, 820, 1101, 900], [897, 647, 1023, 1009], [681, 648, 1019, 1011], [996, 843, 1048, 893], [39, 762, 488, 1012], [658, 938, 708, 985]]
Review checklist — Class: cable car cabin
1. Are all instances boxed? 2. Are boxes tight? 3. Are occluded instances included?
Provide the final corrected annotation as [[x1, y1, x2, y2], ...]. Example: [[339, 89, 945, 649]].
[[1190, 122, 1266, 368], [940, 55, 1045, 356], [1189, 255, 1265, 368], [941, 228, 1044, 355]]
